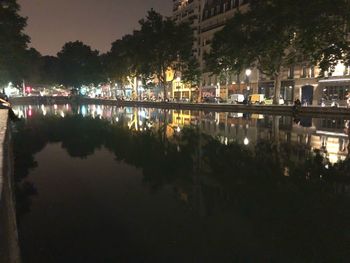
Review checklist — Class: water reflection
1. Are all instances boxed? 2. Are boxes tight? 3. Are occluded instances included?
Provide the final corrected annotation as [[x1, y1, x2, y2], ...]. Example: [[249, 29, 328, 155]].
[[12, 104, 350, 262], [13, 104, 350, 163]]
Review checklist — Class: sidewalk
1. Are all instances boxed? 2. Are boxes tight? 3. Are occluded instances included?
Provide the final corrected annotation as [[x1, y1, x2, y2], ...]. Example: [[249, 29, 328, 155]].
[[0, 110, 21, 263]]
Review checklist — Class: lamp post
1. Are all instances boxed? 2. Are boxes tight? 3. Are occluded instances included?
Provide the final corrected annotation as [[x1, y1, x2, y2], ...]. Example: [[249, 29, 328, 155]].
[[245, 69, 251, 89], [245, 69, 252, 98], [138, 80, 142, 101]]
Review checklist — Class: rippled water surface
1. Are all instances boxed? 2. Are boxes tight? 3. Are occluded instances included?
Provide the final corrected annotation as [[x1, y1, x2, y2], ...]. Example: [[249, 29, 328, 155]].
[[12, 104, 350, 262]]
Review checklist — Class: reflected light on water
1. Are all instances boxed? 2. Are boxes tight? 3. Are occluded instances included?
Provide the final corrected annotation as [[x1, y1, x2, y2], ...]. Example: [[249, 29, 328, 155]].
[[12, 104, 350, 164]]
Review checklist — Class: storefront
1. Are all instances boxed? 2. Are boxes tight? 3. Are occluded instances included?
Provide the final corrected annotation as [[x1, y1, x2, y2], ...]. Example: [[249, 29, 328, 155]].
[[201, 86, 217, 98], [318, 78, 350, 106], [258, 80, 294, 103], [281, 80, 295, 104], [172, 82, 197, 101], [258, 81, 274, 98]]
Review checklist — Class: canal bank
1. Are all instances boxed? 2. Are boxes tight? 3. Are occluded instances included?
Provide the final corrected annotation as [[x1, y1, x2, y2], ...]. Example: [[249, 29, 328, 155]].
[[0, 110, 21, 263], [10, 96, 350, 117]]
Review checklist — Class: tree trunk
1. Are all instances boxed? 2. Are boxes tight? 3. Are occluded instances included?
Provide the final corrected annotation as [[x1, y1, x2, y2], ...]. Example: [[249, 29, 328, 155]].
[[163, 81, 167, 101], [161, 70, 167, 101], [237, 73, 241, 93], [273, 72, 282, 105]]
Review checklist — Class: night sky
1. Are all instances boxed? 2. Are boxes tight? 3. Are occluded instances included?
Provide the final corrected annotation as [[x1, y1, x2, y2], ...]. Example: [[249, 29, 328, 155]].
[[18, 0, 172, 56]]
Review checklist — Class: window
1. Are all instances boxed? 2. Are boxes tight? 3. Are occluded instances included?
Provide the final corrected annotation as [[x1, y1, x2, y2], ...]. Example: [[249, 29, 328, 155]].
[[323, 86, 350, 100], [310, 66, 315, 78], [288, 66, 294, 79], [301, 66, 307, 78]]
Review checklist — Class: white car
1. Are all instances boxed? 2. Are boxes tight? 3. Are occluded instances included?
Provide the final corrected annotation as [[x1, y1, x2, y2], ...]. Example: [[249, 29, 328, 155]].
[[227, 94, 245, 104]]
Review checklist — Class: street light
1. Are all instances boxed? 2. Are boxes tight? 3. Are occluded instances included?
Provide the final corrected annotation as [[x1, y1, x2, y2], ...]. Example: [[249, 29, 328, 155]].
[[245, 69, 252, 96], [244, 137, 250, 145]]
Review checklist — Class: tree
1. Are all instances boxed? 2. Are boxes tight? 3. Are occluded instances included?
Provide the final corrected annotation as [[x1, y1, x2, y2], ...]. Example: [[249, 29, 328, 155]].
[[57, 41, 103, 88], [105, 34, 140, 91], [207, 0, 350, 104], [23, 48, 42, 85], [136, 10, 194, 100], [0, 0, 29, 85], [181, 58, 201, 88], [39, 56, 61, 85]]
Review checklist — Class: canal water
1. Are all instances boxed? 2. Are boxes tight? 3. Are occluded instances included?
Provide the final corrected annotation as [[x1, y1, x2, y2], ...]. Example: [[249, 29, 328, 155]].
[[12, 104, 350, 262]]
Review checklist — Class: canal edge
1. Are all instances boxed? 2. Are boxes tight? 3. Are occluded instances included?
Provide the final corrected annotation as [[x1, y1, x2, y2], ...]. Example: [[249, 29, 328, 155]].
[[0, 109, 21, 263]]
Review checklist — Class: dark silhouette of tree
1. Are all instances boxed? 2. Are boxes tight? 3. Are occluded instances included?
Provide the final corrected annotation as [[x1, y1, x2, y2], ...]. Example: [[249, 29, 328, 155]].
[[0, 0, 29, 85], [39, 56, 61, 85], [136, 10, 194, 100], [105, 34, 140, 92], [106, 10, 195, 100], [57, 41, 103, 88], [23, 48, 42, 85]]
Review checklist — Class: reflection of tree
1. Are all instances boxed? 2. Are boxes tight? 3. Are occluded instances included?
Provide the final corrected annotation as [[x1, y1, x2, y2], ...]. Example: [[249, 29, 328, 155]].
[[59, 116, 109, 158], [13, 114, 350, 261]]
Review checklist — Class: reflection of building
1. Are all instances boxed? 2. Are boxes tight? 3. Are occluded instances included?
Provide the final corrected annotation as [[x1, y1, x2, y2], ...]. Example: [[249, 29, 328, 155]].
[[172, 110, 193, 127], [13, 103, 349, 163], [197, 112, 349, 163]]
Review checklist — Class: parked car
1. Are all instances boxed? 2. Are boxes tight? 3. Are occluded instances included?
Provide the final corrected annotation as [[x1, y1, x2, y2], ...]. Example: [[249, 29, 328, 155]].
[[248, 94, 265, 104], [202, 97, 224, 104], [264, 96, 285, 105], [176, 97, 190, 103], [227, 94, 245, 104]]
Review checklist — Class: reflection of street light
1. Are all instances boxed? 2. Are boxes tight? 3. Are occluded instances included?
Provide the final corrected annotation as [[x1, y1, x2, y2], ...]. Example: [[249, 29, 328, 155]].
[[243, 122, 249, 145], [176, 126, 181, 133]]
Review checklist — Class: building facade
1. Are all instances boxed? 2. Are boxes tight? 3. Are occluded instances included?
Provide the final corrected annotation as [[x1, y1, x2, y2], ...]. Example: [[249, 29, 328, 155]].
[[172, 0, 350, 105], [172, 0, 203, 101]]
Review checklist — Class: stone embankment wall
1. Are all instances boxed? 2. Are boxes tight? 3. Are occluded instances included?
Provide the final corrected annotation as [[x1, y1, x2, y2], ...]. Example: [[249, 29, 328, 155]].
[[0, 110, 21, 263]]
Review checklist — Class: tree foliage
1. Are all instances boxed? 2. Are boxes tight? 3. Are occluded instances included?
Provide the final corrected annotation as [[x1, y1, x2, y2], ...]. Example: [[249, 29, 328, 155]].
[[105, 34, 140, 85], [0, 0, 29, 85], [57, 41, 103, 88], [106, 10, 196, 99], [207, 0, 350, 104], [39, 56, 61, 85]]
